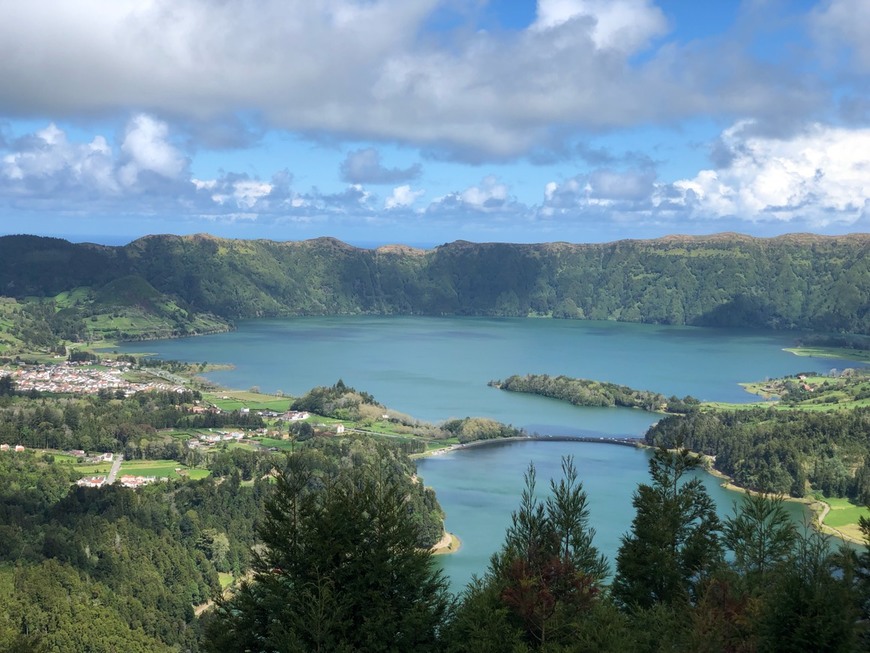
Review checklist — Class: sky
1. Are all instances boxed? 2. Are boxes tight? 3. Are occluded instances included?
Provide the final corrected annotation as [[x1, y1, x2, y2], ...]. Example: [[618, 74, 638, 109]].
[[0, 0, 868, 247]]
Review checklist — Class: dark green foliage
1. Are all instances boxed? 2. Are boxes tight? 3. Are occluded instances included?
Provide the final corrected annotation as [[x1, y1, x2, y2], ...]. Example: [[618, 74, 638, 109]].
[[206, 452, 452, 653], [612, 448, 723, 610], [491, 373, 699, 413], [0, 451, 270, 651], [723, 494, 797, 587], [446, 457, 610, 650], [753, 530, 860, 652], [1, 233, 867, 331], [290, 378, 381, 420], [441, 416, 526, 443], [647, 407, 870, 498]]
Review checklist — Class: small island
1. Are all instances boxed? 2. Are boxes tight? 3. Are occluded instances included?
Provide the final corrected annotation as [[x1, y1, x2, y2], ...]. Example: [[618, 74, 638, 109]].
[[489, 373, 700, 413]]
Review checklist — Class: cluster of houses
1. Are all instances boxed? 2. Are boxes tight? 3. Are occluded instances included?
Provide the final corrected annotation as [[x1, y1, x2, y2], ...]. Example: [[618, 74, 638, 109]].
[[66, 450, 114, 463], [2, 361, 186, 395], [75, 474, 157, 489], [118, 474, 157, 489], [187, 430, 246, 449]]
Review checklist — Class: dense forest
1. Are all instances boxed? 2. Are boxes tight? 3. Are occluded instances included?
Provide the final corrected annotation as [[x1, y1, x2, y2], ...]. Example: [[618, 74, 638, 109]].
[[0, 233, 867, 336], [1, 376, 868, 651], [491, 373, 701, 413], [0, 435, 444, 651], [205, 449, 870, 651], [646, 408, 870, 500]]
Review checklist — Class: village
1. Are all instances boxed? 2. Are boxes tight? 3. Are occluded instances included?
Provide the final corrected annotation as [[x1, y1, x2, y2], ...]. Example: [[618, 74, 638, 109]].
[[0, 359, 187, 395]]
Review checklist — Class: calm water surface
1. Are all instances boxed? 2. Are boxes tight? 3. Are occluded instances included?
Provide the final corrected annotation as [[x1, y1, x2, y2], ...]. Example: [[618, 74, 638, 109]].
[[121, 316, 854, 589], [417, 441, 810, 592], [121, 316, 851, 436]]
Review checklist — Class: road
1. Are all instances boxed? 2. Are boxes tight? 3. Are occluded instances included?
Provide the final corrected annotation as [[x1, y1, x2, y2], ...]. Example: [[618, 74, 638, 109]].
[[107, 454, 124, 484]]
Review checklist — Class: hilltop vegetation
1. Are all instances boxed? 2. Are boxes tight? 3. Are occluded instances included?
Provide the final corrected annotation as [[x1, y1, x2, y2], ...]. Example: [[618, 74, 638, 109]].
[[490, 373, 701, 413], [0, 233, 867, 336]]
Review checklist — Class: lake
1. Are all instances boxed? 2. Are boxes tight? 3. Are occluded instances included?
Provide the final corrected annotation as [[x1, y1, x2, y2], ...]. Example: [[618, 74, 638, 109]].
[[417, 441, 811, 591], [121, 316, 851, 436], [120, 316, 856, 589]]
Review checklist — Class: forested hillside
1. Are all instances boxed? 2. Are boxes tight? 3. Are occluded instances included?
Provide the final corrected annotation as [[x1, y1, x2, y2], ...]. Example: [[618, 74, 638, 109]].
[[1, 232, 867, 333]]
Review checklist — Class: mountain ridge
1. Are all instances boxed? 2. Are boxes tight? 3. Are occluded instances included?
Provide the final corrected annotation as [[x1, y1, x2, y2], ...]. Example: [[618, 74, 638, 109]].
[[1, 232, 867, 334]]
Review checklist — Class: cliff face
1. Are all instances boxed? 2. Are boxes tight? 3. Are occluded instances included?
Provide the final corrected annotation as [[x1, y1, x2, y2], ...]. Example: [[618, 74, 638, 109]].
[[1, 233, 868, 333]]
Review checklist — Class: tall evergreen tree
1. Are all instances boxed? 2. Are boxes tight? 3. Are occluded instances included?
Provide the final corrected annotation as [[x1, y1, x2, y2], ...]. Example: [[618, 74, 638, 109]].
[[446, 456, 609, 650], [206, 452, 452, 653], [724, 493, 797, 588], [612, 447, 723, 610]]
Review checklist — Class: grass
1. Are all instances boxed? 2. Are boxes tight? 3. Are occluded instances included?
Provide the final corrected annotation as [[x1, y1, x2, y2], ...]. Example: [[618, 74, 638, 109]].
[[119, 459, 209, 479], [50, 453, 81, 464], [784, 346, 870, 364], [815, 496, 870, 543], [205, 390, 289, 412], [73, 462, 113, 475], [218, 572, 235, 590], [253, 437, 295, 451]]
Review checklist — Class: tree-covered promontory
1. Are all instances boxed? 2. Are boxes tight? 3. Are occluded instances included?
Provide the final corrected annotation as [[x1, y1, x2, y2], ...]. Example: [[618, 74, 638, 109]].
[[490, 373, 700, 413], [1, 232, 867, 334]]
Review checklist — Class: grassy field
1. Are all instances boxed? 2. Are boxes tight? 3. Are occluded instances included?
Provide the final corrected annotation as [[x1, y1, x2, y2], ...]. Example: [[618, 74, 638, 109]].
[[206, 390, 290, 412], [119, 459, 209, 479], [784, 346, 870, 364], [253, 436, 295, 451], [820, 497, 870, 542], [73, 462, 113, 475]]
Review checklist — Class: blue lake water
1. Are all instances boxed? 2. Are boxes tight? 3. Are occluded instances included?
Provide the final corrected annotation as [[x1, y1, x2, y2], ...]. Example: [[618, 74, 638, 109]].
[[120, 316, 859, 589]]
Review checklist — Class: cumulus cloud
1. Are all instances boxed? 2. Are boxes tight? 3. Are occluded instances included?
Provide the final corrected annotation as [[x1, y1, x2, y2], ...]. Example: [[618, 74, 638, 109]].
[[3, 115, 867, 237], [340, 148, 421, 184], [385, 184, 424, 209], [2, 123, 118, 195], [426, 176, 527, 221], [0, 0, 840, 162], [541, 167, 657, 216], [535, 121, 870, 231], [118, 115, 188, 188], [532, 0, 668, 52], [672, 121, 870, 225]]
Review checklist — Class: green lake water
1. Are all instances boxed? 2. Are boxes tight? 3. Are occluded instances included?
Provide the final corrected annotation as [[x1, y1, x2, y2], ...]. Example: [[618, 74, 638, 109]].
[[120, 316, 858, 590]]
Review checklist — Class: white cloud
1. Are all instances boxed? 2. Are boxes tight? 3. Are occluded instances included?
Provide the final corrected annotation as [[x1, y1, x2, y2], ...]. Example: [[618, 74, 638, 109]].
[[385, 184, 424, 209], [813, 0, 870, 72], [532, 0, 667, 52], [673, 121, 870, 224], [1, 122, 118, 193], [118, 114, 188, 188], [0, 0, 835, 162], [340, 148, 421, 184], [459, 176, 508, 209]]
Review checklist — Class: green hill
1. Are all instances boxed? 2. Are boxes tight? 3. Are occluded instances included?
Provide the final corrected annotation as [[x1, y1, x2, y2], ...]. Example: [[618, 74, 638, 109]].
[[0, 232, 867, 334]]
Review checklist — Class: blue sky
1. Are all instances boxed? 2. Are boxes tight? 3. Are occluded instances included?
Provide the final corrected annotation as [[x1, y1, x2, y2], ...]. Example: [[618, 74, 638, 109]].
[[0, 0, 867, 247]]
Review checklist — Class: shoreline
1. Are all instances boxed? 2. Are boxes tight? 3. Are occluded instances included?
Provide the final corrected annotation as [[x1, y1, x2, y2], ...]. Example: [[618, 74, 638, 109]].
[[430, 531, 461, 556], [703, 458, 865, 545]]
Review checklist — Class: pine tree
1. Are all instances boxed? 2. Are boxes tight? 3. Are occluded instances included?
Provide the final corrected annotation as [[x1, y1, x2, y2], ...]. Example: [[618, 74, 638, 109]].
[[206, 452, 452, 652], [612, 447, 723, 610], [447, 456, 608, 650]]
